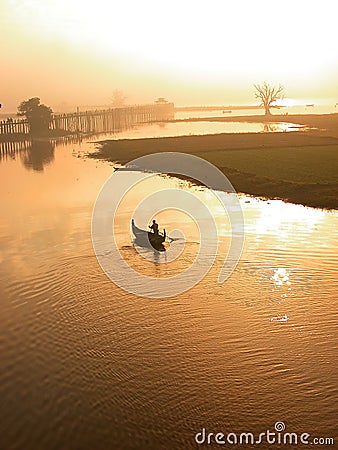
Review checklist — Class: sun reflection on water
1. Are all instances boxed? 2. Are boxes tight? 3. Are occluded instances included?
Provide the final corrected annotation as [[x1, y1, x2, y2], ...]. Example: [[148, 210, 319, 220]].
[[271, 267, 291, 286]]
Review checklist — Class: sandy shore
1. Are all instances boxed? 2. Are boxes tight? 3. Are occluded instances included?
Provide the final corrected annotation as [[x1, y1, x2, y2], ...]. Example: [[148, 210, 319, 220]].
[[92, 113, 338, 209]]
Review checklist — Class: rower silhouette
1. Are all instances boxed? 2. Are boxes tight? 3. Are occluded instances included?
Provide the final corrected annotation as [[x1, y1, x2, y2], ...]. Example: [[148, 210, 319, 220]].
[[149, 219, 159, 235]]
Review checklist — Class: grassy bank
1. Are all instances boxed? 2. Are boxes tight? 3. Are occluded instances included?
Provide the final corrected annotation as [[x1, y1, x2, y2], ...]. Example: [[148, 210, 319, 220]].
[[92, 114, 338, 209]]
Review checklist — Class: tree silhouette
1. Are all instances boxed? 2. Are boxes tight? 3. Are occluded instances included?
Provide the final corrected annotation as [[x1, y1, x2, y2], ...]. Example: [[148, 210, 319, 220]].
[[18, 97, 53, 133], [21, 140, 55, 171], [110, 90, 127, 107], [254, 82, 284, 115]]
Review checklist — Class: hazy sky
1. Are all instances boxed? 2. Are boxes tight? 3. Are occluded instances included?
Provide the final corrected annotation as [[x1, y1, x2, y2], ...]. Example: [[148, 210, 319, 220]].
[[1, 0, 338, 112]]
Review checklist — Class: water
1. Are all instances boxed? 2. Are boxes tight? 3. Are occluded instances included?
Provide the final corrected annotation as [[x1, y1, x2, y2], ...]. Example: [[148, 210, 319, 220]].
[[175, 103, 338, 120], [0, 120, 307, 162], [104, 120, 306, 140], [0, 137, 337, 449]]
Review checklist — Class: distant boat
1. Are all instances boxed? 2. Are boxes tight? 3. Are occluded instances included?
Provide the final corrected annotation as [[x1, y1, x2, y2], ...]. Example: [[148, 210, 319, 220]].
[[131, 219, 166, 251], [306, 104, 315, 107], [222, 110, 232, 114]]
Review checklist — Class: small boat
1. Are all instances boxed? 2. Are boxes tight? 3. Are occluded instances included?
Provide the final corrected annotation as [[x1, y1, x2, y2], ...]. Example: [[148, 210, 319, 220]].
[[131, 219, 166, 250]]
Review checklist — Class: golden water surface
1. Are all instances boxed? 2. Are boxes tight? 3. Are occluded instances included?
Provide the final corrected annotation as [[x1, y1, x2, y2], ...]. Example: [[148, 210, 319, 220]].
[[0, 137, 337, 449]]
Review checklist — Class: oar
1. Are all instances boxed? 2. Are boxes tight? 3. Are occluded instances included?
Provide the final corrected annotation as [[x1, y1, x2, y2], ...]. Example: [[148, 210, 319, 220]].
[[167, 235, 183, 243]]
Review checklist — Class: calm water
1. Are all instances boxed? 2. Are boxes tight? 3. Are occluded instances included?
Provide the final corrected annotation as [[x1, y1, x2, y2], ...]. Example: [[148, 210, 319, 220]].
[[0, 136, 337, 449], [175, 103, 338, 120], [99, 120, 305, 140]]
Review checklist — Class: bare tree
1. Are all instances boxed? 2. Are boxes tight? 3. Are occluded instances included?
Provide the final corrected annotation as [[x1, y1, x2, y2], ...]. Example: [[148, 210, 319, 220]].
[[254, 82, 284, 115]]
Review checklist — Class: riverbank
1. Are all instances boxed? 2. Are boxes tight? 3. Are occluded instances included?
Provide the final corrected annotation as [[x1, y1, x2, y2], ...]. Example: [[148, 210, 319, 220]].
[[91, 114, 338, 209]]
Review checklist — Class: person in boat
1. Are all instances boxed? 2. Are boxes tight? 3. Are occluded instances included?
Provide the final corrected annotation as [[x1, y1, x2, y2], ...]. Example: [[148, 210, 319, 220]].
[[149, 219, 159, 235]]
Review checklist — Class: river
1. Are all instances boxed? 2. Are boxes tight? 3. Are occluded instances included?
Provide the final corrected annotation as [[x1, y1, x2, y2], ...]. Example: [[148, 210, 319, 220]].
[[0, 133, 337, 449]]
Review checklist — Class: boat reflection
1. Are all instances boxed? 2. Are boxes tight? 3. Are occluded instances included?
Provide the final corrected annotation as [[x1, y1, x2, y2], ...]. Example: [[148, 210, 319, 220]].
[[133, 236, 166, 252]]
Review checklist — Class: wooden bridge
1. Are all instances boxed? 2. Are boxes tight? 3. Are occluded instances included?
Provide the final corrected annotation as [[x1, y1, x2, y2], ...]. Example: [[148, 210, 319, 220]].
[[0, 102, 174, 136]]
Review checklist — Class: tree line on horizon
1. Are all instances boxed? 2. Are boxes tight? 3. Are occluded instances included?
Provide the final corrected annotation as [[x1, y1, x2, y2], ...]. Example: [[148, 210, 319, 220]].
[[16, 83, 284, 133]]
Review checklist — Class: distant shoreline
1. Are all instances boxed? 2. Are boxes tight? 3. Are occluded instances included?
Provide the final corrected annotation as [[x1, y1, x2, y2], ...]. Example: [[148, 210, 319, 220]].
[[171, 112, 338, 129], [175, 105, 265, 111], [91, 113, 338, 210]]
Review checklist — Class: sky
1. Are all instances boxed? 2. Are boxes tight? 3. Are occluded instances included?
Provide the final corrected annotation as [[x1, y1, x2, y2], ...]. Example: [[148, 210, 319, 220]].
[[1, 0, 338, 112]]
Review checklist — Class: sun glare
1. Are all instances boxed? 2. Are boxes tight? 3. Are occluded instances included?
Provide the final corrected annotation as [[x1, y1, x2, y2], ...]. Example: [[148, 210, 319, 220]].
[[7, 0, 338, 84], [2, 0, 337, 110], [276, 98, 297, 107]]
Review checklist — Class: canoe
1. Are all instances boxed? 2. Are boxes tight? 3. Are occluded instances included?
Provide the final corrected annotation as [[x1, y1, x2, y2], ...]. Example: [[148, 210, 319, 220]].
[[131, 219, 166, 249]]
